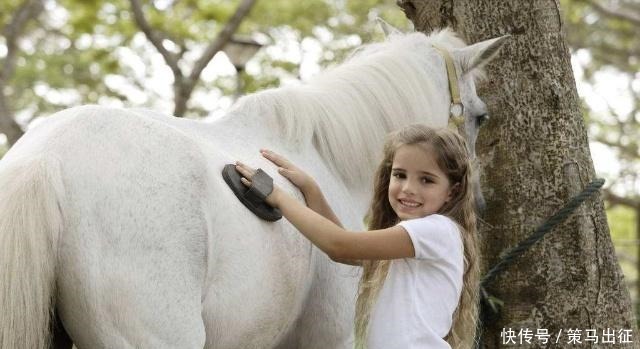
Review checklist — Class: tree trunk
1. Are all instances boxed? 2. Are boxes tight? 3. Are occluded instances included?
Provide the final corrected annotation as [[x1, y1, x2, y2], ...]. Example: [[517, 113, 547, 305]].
[[0, 0, 44, 147], [398, 0, 638, 347], [0, 93, 23, 146], [173, 78, 191, 118]]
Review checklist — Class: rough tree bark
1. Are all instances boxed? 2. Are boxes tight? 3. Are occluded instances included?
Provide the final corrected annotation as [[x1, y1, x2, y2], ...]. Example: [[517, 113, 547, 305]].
[[397, 0, 638, 347]]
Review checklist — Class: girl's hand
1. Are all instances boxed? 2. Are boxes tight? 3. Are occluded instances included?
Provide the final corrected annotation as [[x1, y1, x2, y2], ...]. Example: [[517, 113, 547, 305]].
[[260, 149, 317, 194], [234, 161, 283, 208]]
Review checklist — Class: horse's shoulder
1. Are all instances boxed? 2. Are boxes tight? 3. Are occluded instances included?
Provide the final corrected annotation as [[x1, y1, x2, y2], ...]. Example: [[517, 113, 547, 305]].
[[126, 108, 174, 122]]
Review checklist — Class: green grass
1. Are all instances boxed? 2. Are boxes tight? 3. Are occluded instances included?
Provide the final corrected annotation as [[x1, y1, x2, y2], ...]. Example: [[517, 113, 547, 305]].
[[606, 204, 638, 326]]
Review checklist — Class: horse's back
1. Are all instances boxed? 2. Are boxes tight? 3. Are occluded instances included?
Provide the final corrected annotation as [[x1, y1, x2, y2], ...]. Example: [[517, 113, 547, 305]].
[[6, 105, 210, 347]]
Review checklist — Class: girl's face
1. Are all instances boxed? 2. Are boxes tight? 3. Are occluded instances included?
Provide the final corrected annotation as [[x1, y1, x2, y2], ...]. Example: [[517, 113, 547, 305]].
[[388, 144, 455, 221]]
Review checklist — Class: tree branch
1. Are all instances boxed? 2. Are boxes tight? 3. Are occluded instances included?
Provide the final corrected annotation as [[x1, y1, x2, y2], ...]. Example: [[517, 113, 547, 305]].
[[187, 0, 257, 84], [593, 136, 639, 160], [129, 0, 182, 78], [603, 187, 640, 209], [587, 89, 640, 160], [614, 249, 637, 265], [592, 43, 640, 62], [0, 0, 44, 146], [577, 0, 640, 26], [585, 41, 640, 74], [1, 0, 44, 85], [172, 0, 257, 116]]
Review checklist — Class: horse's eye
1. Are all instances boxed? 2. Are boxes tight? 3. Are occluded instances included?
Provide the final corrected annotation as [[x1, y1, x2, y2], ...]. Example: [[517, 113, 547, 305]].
[[477, 113, 489, 126]]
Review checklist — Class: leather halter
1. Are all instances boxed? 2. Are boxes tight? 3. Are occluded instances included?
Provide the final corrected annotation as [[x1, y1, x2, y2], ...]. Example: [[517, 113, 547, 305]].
[[432, 44, 465, 128]]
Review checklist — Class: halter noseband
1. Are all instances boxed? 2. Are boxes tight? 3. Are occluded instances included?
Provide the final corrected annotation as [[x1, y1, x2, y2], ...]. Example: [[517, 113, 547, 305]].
[[432, 44, 465, 128]]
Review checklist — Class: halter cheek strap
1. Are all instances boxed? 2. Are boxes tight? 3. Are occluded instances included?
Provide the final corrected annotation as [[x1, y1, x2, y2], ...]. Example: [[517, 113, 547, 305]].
[[432, 44, 465, 128]]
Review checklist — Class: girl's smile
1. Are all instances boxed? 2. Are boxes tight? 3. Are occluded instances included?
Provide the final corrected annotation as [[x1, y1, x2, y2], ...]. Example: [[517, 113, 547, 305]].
[[388, 144, 454, 220], [398, 199, 421, 207]]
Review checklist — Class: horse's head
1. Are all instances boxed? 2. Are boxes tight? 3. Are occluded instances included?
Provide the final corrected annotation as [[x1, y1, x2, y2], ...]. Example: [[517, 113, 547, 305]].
[[380, 20, 510, 213], [233, 23, 508, 215], [444, 35, 509, 214]]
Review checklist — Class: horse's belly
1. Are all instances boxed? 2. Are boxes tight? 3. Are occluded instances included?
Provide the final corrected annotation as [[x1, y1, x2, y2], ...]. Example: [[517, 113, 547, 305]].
[[199, 192, 315, 348]]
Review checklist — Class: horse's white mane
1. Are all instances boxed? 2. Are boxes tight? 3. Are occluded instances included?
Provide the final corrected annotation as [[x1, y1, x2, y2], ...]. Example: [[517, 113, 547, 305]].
[[228, 28, 467, 187]]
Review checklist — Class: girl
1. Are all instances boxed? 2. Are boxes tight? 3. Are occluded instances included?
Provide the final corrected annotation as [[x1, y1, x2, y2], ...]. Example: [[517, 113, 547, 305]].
[[235, 124, 479, 349]]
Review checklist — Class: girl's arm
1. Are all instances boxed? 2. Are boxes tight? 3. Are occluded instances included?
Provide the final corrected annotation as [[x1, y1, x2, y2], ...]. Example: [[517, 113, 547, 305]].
[[300, 185, 363, 266], [259, 150, 360, 266], [300, 184, 343, 228], [235, 162, 416, 261], [272, 189, 415, 261], [260, 149, 343, 227]]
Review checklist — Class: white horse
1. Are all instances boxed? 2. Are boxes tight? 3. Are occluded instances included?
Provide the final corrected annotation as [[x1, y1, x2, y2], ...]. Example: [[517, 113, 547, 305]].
[[0, 26, 507, 349]]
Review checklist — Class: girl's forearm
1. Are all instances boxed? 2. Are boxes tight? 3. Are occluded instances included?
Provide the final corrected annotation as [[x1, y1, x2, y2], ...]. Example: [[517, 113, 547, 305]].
[[273, 189, 348, 259], [301, 184, 344, 228]]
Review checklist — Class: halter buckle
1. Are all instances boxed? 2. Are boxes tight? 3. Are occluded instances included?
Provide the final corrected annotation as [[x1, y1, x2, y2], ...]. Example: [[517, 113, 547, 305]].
[[450, 102, 464, 118]]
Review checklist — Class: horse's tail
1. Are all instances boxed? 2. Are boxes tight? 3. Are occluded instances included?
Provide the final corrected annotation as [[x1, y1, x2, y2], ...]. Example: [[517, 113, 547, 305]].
[[0, 154, 65, 349]]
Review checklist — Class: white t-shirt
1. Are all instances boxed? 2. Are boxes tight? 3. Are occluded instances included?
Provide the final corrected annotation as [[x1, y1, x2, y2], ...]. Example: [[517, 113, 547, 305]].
[[366, 214, 464, 349]]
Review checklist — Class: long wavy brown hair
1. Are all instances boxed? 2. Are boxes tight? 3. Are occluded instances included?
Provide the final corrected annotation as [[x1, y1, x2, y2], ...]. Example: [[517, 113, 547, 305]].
[[354, 124, 480, 349]]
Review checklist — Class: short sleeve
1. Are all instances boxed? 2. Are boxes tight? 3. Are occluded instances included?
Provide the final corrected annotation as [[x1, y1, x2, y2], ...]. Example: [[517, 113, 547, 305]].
[[398, 214, 462, 261]]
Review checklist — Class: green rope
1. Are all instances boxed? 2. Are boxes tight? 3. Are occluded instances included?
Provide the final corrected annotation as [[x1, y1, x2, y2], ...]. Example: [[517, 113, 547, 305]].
[[474, 178, 605, 347]]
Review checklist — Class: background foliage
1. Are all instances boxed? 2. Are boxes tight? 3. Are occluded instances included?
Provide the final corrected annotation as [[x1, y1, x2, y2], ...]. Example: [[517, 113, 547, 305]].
[[561, 0, 639, 320]]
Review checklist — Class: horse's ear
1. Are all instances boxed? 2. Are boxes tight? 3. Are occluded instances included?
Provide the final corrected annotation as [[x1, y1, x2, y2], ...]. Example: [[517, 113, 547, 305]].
[[376, 17, 402, 37], [455, 35, 511, 74]]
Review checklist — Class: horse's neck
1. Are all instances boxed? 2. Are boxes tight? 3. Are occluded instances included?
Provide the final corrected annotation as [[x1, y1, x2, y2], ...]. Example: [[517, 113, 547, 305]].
[[213, 108, 374, 198], [213, 108, 265, 132], [211, 109, 285, 148], [246, 92, 386, 185]]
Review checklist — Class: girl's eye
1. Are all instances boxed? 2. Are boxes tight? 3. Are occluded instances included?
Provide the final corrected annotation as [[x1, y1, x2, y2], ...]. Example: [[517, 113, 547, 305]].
[[392, 173, 405, 179], [421, 177, 433, 184]]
